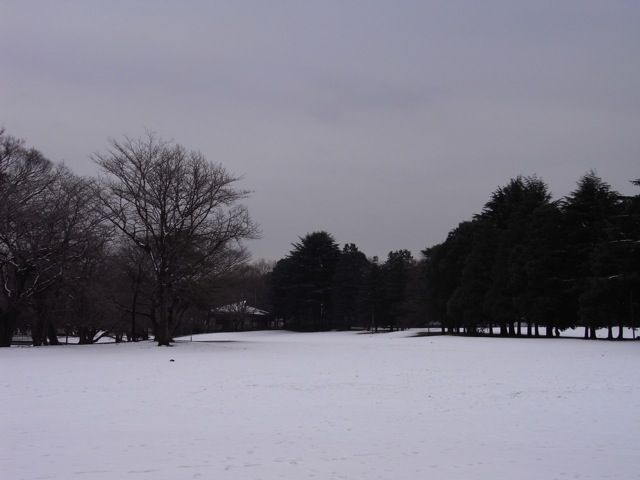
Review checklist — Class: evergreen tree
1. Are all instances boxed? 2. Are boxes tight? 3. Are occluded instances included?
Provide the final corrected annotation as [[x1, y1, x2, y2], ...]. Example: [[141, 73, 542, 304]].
[[270, 232, 340, 330], [332, 243, 370, 330], [270, 256, 297, 328], [516, 202, 567, 337], [562, 172, 623, 338], [422, 221, 476, 333], [479, 176, 554, 336], [447, 221, 494, 335], [361, 257, 384, 332], [624, 179, 640, 337], [381, 250, 415, 331]]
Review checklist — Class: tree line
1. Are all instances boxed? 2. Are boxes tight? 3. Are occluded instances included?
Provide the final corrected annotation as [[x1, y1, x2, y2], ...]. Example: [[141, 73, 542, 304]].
[[271, 174, 640, 339], [0, 130, 258, 347], [2, 129, 638, 346], [270, 233, 420, 332], [423, 174, 640, 339]]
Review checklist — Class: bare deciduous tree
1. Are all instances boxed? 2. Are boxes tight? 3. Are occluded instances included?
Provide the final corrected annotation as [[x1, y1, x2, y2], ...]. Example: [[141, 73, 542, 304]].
[[94, 134, 259, 345], [0, 130, 109, 346], [28, 169, 112, 346], [0, 131, 61, 346]]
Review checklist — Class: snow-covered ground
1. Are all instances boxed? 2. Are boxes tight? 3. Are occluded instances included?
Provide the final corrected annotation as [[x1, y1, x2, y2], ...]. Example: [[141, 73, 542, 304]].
[[3, 330, 639, 479]]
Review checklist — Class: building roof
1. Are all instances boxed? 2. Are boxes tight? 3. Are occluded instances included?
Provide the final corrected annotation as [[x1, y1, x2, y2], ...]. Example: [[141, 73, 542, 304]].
[[213, 300, 269, 316]]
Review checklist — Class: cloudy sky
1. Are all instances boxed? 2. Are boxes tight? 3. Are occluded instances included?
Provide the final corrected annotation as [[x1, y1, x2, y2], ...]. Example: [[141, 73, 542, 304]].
[[2, 1, 639, 261]]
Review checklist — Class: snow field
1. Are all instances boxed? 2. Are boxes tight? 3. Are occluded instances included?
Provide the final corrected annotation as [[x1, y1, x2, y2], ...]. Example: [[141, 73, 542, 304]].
[[2, 330, 640, 479]]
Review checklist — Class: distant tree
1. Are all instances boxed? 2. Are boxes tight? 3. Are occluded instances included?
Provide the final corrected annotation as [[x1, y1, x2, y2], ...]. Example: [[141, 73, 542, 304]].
[[332, 243, 370, 330], [516, 202, 567, 337], [562, 172, 623, 339], [380, 250, 415, 331], [270, 231, 340, 330], [0, 131, 57, 345], [94, 134, 258, 345], [271, 256, 297, 328], [109, 243, 155, 341], [422, 221, 476, 333], [0, 132, 106, 346], [361, 256, 384, 332], [479, 176, 554, 336], [401, 256, 429, 329], [624, 179, 640, 336], [27, 171, 112, 345], [53, 239, 122, 345], [447, 221, 494, 335], [578, 176, 640, 339]]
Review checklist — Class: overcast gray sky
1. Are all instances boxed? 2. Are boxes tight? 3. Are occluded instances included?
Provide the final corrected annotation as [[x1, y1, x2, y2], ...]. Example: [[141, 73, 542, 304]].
[[2, 1, 639, 261]]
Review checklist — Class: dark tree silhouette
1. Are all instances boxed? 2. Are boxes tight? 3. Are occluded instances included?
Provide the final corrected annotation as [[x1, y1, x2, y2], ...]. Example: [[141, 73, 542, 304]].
[[332, 244, 370, 330], [562, 172, 623, 339], [95, 134, 258, 346], [271, 232, 340, 330]]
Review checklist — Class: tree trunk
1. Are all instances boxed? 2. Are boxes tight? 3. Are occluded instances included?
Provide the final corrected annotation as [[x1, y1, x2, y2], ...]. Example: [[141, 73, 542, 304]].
[[607, 325, 613, 340], [534, 323, 539, 337], [590, 327, 597, 340], [149, 307, 157, 336], [156, 278, 171, 346], [0, 306, 18, 347], [617, 323, 624, 340], [78, 327, 89, 344], [546, 324, 554, 337], [32, 317, 45, 346], [130, 287, 139, 341], [32, 298, 60, 346], [584, 326, 589, 339], [47, 321, 60, 345]]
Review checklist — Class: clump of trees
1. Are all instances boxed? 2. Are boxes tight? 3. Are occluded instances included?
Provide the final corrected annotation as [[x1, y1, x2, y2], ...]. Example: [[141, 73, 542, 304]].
[[0, 130, 111, 346], [94, 135, 258, 345], [423, 173, 640, 339], [0, 130, 258, 347], [270, 232, 421, 332], [2, 129, 638, 345], [270, 173, 639, 339]]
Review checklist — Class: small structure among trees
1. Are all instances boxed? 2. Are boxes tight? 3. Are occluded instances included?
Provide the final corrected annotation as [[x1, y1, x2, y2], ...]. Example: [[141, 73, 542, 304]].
[[210, 301, 272, 331]]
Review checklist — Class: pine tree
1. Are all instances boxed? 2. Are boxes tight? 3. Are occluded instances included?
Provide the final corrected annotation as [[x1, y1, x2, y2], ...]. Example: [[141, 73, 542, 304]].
[[270, 232, 340, 330], [332, 243, 370, 330], [562, 172, 624, 339], [381, 250, 415, 331]]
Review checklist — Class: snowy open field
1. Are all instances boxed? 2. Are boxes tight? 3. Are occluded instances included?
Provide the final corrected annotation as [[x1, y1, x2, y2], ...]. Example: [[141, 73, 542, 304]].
[[3, 330, 640, 480]]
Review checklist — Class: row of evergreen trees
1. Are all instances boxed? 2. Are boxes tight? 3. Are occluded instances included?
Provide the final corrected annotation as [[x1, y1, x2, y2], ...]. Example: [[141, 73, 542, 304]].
[[270, 173, 640, 339], [424, 173, 640, 338], [3, 126, 637, 343], [271, 233, 420, 331]]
